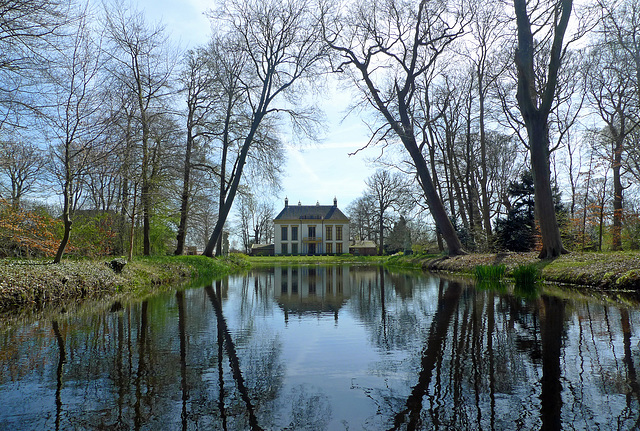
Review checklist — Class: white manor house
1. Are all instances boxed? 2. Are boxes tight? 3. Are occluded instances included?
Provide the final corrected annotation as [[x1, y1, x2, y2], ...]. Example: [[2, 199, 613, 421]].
[[273, 198, 350, 255]]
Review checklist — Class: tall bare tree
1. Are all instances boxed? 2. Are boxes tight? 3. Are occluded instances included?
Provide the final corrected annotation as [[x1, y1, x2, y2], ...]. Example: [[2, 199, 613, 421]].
[[322, 0, 467, 255], [46, 4, 109, 263], [365, 170, 411, 255], [513, 0, 575, 258], [0, 139, 46, 208], [202, 0, 327, 257], [0, 0, 70, 128], [583, 0, 640, 250], [104, 2, 178, 256], [175, 48, 217, 255], [464, 0, 510, 248]]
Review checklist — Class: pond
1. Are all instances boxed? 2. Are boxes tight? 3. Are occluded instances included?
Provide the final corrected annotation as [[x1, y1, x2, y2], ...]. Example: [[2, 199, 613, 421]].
[[1, 265, 639, 430]]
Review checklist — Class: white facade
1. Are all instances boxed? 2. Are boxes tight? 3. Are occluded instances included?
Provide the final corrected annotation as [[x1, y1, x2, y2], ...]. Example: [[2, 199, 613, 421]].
[[273, 199, 350, 255]]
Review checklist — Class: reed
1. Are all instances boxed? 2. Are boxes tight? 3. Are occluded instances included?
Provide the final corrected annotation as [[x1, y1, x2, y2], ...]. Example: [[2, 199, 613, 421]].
[[474, 264, 506, 281], [512, 264, 541, 290]]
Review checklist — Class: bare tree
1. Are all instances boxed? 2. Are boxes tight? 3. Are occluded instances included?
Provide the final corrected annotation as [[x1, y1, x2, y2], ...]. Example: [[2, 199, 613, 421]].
[[104, 1, 178, 256], [583, 0, 640, 250], [365, 170, 411, 255], [46, 4, 110, 263], [0, 138, 46, 208], [0, 0, 70, 128], [322, 0, 467, 255], [202, 0, 327, 257], [175, 47, 218, 255], [463, 0, 510, 248], [347, 194, 378, 243], [236, 194, 275, 253], [513, 0, 575, 258]]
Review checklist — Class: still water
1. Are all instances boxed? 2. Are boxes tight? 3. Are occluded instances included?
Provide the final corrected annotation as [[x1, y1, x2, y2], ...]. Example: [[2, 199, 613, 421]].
[[1, 265, 639, 430]]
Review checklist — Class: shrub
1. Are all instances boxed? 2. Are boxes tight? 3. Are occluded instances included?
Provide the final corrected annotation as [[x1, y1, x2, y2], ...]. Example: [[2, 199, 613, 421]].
[[0, 200, 61, 257]]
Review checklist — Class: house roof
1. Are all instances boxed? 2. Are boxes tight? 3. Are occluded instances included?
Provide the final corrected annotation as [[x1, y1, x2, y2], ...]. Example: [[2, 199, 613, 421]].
[[274, 202, 349, 222]]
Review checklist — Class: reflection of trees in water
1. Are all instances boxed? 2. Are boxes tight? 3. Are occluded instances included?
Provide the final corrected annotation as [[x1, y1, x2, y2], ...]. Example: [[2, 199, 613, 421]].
[[348, 267, 435, 352], [345, 269, 640, 430], [277, 385, 332, 431], [3, 270, 640, 429]]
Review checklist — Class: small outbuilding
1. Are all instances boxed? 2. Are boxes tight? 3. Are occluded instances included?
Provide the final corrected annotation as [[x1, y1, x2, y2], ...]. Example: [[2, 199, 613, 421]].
[[250, 243, 275, 256], [349, 240, 378, 256]]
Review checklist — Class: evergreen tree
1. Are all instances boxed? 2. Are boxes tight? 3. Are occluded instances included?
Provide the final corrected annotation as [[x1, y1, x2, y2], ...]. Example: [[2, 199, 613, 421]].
[[495, 170, 566, 252]]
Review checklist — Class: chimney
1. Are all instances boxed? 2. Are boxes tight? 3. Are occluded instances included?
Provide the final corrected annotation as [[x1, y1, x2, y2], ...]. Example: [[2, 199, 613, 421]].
[[285, 197, 288, 208], [333, 197, 337, 207]]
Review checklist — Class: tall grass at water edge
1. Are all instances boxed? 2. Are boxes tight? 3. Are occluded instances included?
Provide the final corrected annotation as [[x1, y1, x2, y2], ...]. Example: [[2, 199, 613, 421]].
[[474, 264, 506, 281], [512, 264, 541, 287]]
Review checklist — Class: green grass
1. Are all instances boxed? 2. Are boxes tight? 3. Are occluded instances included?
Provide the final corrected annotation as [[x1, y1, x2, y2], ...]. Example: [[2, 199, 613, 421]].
[[247, 254, 387, 265], [511, 264, 541, 288], [0, 254, 250, 313], [385, 252, 443, 269], [473, 264, 508, 293], [474, 264, 506, 281]]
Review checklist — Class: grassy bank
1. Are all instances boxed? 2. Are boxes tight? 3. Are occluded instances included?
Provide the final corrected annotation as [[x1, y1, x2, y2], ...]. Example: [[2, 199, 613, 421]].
[[387, 251, 640, 289], [0, 254, 249, 313], [247, 255, 388, 265]]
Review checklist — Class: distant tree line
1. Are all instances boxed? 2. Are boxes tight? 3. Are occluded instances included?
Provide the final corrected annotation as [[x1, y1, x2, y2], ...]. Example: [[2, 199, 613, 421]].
[[1, 0, 639, 260]]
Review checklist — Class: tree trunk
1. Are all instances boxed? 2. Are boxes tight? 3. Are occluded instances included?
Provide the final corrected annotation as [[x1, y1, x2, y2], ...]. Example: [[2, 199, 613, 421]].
[[215, 100, 233, 257], [478, 77, 493, 247], [204, 114, 262, 257], [378, 211, 385, 255], [54, 168, 72, 264], [403, 134, 465, 255], [175, 128, 193, 255], [128, 185, 137, 261], [514, 0, 571, 258], [612, 137, 623, 250], [529, 121, 566, 258]]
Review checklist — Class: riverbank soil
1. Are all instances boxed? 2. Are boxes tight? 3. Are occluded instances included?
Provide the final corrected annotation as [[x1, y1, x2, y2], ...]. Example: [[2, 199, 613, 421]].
[[409, 251, 640, 289], [0, 255, 248, 313]]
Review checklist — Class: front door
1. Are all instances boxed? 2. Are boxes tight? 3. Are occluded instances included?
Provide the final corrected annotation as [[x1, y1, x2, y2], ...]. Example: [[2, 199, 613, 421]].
[[308, 243, 316, 255]]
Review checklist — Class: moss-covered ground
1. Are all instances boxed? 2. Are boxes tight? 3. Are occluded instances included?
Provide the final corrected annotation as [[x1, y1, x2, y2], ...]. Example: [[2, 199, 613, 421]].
[[387, 251, 640, 290], [0, 254, 249, 314], [3, 251, 640, 316]]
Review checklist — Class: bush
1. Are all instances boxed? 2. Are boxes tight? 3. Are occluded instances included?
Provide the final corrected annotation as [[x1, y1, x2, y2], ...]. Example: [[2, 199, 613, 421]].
[[0, 200, 61, 257]]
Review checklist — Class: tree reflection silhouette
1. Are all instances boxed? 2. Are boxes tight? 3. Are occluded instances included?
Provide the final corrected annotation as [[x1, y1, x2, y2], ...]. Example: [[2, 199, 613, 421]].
[[539, 295, 564, 431], [52, 320, 66, 431], [205, 284, 263, 431], [176, 291, 188, 431], [389, 280, 463, 430]]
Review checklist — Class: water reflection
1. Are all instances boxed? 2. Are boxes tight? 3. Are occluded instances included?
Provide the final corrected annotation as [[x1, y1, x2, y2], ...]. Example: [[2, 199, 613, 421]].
[[1, 265, 640, 430]]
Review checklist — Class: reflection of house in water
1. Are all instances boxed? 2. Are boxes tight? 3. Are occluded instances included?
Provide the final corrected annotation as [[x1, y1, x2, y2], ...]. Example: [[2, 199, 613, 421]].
[[274, 266, 351, 321]]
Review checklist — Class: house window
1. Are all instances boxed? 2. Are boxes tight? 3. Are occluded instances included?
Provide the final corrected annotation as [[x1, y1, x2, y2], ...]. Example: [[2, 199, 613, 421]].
[[336, 226, 343, 241], [326, 226, 332, 241], [308, 226, 316, 238], [291, 226, 298, 241], [292, 268, 298, 293], [282, 243, 288, 255], [291, 243, 298, 255], [336, 243, 342, 254], [326, 243, 333, 254], [281, 226, 288, 241]]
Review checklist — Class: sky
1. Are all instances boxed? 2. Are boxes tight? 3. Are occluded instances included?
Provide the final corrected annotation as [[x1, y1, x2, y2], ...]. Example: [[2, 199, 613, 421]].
[[136, 0, 378, 213]]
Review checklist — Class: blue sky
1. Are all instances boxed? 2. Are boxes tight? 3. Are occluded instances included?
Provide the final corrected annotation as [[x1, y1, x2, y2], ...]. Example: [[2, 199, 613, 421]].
[[136, 0, 377, 212]]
